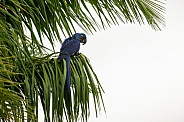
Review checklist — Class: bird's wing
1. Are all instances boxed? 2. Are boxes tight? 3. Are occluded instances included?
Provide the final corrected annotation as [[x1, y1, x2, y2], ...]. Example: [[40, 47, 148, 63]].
[[60, 38, 80, 55], [60, 38, 74, 51]]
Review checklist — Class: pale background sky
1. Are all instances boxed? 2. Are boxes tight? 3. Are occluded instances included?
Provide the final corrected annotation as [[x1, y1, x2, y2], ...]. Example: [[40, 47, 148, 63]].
[[39, 0, 184, 122]]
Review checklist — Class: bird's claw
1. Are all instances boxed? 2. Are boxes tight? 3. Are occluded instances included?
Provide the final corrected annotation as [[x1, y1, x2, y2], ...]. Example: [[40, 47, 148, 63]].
[[74, 52, 80, 56]]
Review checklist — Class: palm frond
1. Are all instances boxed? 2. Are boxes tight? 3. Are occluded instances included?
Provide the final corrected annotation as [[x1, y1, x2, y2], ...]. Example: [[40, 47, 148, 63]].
[[19, 53, 105, 122], [1, 0, 165, 48], [0, 46, 36, 122]]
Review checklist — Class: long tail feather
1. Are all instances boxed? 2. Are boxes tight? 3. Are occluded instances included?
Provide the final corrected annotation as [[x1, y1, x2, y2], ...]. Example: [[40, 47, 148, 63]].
[[66, 56, 71, 92], [58, 54, 71, 92]]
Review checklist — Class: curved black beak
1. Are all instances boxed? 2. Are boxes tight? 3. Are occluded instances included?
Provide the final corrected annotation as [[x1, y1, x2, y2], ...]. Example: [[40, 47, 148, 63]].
[[81, 39, 87, 45]]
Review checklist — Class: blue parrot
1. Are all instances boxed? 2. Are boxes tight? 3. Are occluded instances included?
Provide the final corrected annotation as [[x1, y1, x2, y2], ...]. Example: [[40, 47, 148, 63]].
[[58, 33, 87, 92]]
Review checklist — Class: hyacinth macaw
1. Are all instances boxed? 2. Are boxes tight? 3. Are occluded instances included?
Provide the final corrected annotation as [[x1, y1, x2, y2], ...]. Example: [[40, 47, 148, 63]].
[[58, 33, 87, 92]]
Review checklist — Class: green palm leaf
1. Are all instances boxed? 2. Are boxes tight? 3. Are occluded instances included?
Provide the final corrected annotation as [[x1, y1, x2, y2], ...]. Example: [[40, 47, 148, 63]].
[[0, 46, 36, 122], [1, 0, 165, 48]]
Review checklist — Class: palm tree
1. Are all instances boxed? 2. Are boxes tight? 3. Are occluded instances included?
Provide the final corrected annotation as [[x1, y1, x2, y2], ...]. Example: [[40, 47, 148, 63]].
[[0, 0, 165, 122]]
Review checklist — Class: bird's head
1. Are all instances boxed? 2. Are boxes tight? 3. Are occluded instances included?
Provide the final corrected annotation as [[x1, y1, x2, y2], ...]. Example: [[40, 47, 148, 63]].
[[73, 33, 87, 45], [79, 33, 87, 45]]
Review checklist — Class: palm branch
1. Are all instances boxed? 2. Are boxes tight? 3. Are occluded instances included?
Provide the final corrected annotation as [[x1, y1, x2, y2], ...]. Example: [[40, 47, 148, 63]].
[[0, 0, 165, 122], [0, 45, 36, 121]]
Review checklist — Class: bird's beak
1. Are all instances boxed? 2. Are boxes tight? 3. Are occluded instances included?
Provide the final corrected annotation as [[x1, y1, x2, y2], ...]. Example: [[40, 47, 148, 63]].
[[81, 39, 87, 45]]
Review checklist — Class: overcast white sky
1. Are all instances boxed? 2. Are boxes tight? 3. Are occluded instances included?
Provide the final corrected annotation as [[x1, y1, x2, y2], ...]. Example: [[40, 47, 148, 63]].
[[80, 1, 184, 122], [39, 0, 184, 122]]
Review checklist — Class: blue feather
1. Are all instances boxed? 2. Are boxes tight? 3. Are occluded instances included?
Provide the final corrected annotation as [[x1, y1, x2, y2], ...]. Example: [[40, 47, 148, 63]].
[[65, 56, 70, 92]]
